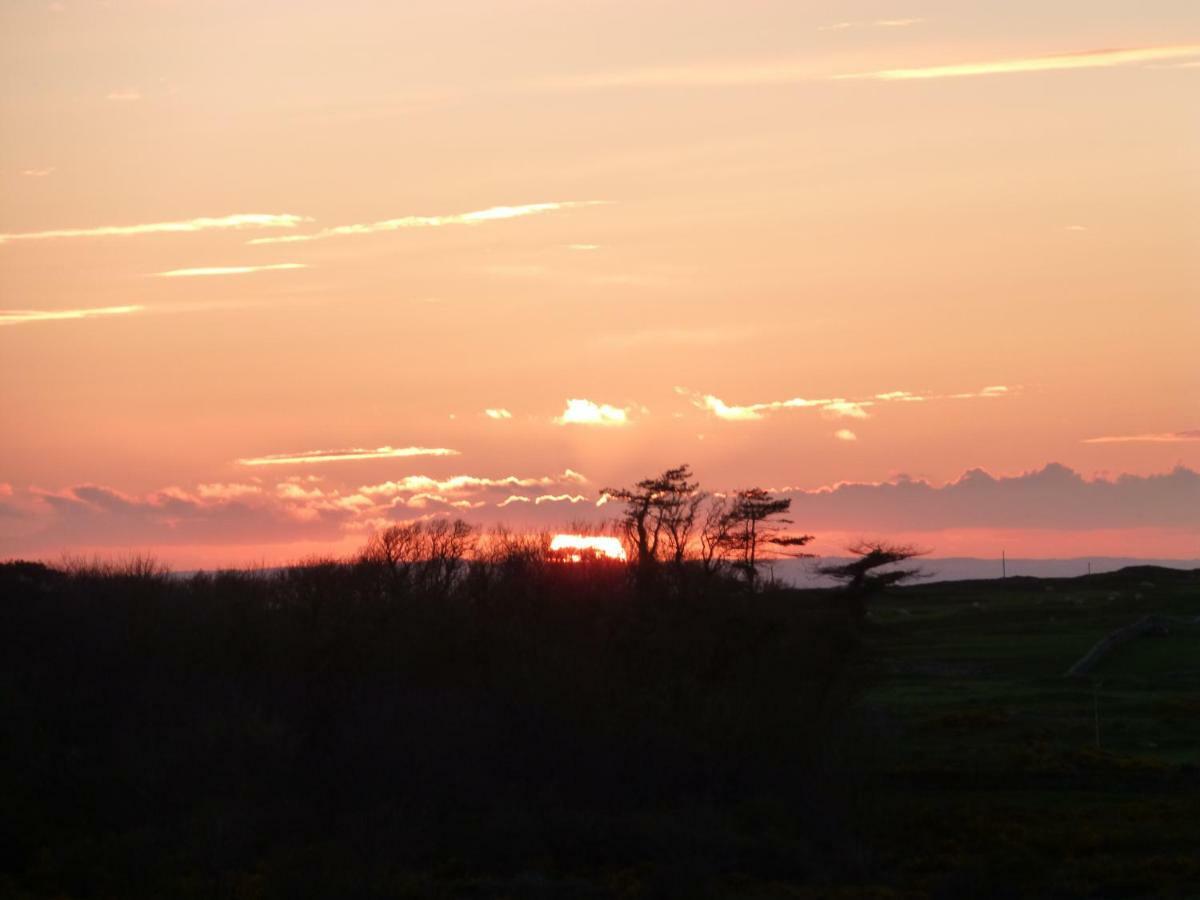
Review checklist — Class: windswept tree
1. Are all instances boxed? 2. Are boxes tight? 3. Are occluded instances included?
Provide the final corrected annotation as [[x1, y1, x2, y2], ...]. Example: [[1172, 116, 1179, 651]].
[[603, 464, 704, 569], [721, 488, 813, 589], [816, 541, 927, 622]]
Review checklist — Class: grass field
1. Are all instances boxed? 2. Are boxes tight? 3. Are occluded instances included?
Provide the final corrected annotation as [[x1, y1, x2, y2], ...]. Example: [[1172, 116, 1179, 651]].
[[856, 567, 1200, 898]]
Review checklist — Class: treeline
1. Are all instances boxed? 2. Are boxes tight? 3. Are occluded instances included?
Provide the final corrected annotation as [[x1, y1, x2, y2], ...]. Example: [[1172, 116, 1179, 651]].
[[358, 464, 922, 602], [0, 464, 919, 898]]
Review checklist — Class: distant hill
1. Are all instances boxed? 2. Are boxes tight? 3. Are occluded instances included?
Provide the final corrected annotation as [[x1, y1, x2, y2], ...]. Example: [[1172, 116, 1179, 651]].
[[772, 556, 1200, 588]]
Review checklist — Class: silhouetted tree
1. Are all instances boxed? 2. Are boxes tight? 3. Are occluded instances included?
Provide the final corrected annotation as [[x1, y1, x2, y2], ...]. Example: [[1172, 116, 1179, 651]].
[[699, 495, 732, 575], [721, 488, 813, 589], [603, 464, 703, 570], [816, 541, 927, 622]]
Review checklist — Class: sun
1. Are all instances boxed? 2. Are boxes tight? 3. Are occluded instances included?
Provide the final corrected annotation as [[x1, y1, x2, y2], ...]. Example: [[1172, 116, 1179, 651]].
[[549, 534, 627, 562]]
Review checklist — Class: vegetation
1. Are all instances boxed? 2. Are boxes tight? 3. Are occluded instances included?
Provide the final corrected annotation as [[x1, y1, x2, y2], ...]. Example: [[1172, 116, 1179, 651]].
[[2, 465, 1196, 898], [0, 537, 866, 899]]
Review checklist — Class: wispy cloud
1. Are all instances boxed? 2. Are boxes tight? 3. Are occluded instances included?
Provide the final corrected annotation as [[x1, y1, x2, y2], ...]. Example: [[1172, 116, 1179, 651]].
[[685, 385, 1014, 421], [247, 201, 608, 245], [688, 391, 865, 421], [835, 429, 858, 441], [236, 446, 459, 467], [818, 18, 924, 31], [484, 408, 513, 420], [0, 213, 307, 245], [106, 90, 142, 102], [835, 45, 1200, 81], [21, 167, 55, 177], [1083, 430, 1200, 444], [0, 305, 143, 327], [154, 263, 309, 278], [360, 471, 583, 501], [555, 398, 629, 426]]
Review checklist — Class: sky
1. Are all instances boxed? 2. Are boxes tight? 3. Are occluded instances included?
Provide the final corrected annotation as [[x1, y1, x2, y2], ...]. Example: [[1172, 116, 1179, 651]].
[[1, 0, 1198, 567]]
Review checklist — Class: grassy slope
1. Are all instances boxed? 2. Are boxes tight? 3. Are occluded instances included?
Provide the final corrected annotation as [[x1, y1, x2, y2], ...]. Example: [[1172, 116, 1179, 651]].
[[857, 567, 1200, 899]]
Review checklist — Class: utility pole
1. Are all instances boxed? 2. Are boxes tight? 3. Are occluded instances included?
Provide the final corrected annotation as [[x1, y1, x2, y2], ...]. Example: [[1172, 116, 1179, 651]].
[[1002, 549, 1006, 580]]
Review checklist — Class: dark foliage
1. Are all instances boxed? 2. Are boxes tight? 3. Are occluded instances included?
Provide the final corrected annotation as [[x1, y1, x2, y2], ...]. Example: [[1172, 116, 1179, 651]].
[[816, 541, 927, 622], [0, 550, 868, 899]]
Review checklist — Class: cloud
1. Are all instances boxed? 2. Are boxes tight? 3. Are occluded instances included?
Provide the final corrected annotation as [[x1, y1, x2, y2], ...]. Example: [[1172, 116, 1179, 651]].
[[819, 18, 924, 31], [568, 243, 599, 251], [4, 465, 1195, 560], [236, 446, 460, 467], [687, 385, 1014, 422], [0, 305, 143, 327], [154, 263, 308, 278], [1083, 430, 1200, 444], [360, 473, 566, 498], [835, 45, 1200, 81], [195, 483, 263, 500], [106, 90, 142, 102], [21, 167, 55, 177], [823, 400, 870, 419], [782, 464, 1200, 531], [246, 201, 608, 245], [484, 408, 513, 419], [835, 429, 858, 441], [1, 483, 352, 550], [0, 213, 307, 245], [689, 391, 865, 421], [533, 44, 1200, 94], [555, 398, 629, 426]]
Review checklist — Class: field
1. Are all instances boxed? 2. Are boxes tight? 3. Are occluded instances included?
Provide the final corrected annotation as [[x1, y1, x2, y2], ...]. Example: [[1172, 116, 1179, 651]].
[[857, 567, 1200, 898], [1, 561, 1197, 898]]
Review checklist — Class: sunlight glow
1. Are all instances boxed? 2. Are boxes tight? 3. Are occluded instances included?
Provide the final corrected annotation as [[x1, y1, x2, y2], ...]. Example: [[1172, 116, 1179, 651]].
[[549, 534, 627, 561]]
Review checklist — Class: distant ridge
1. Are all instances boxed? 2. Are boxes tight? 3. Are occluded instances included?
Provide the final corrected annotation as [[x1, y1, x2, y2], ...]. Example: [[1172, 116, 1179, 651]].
[[774, 557, 1200, 588]]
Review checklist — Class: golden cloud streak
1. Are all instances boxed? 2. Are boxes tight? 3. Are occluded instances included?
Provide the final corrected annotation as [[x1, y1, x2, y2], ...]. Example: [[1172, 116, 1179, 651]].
[[237, 446, 460, 467], [0, 305, 144, 326], [247, 201, 608, 245], [0, 213, 308, 244], [155, 263, 309, 278], [1082, 431, 1200, 444], [836, 45, 1200, 81], [689, 385, 1014, 422]]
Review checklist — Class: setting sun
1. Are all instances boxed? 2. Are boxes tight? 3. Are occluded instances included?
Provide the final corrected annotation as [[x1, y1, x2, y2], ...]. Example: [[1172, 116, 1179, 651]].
[[549, 534, 628, 562]]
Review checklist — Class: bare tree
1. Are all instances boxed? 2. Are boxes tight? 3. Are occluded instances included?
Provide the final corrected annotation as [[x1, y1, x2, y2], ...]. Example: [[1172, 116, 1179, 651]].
[[699, 495, 732, 575], [360, 523, 423, 576], [721, 488, 813, 589], [422, 518, 477, 594], [360, 519, 476, 596]]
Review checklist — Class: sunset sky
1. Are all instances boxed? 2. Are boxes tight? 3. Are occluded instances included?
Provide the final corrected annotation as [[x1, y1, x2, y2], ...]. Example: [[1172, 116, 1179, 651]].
[[2, 0, 1198, 566]]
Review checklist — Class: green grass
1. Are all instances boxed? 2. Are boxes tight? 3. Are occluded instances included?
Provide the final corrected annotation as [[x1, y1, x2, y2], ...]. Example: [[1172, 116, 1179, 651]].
[[855, 568, 1200, 898]]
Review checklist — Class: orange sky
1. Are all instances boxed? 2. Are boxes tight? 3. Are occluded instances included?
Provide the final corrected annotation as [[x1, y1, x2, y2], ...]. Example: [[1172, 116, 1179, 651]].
[[1, 0, 1198, 565]]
